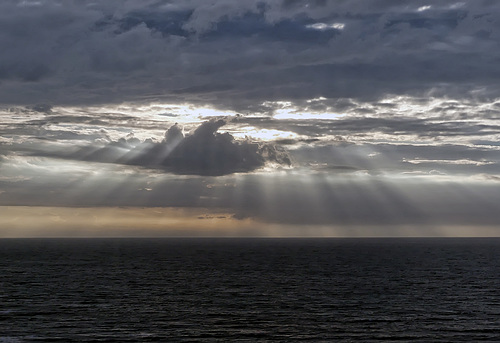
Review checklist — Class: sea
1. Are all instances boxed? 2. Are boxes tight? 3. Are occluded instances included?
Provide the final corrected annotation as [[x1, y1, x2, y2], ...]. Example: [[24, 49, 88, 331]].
[[1, 238, 499, 342]]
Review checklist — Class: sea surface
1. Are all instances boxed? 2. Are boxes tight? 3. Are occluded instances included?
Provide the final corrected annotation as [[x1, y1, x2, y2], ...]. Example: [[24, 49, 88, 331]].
[[1, 238, 499, 342]]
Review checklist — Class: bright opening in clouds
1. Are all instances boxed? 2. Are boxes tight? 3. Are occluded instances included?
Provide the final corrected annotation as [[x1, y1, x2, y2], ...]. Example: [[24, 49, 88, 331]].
[[417, 5, 432, 12], [306, 22, 345, 30], [1, 0, 500, 237]]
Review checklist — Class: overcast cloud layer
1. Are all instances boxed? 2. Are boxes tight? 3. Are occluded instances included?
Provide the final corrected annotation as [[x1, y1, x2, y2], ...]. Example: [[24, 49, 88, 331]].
[[1, 0, 500, 235], [1, 0, 500, 109]]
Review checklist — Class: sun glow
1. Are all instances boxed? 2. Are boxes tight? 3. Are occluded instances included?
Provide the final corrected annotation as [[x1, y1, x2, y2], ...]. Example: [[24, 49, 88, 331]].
[[52, 102, 235, 123], [0, 206, 258, 237], [417, 5, 431, 12], [306, 22, 345, 31], [274, 109, 342, 120], [232, 127, 298, 141]]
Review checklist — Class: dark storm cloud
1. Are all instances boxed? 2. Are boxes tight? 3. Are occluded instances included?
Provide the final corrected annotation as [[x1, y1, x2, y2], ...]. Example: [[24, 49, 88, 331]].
[[150, 119, 291, 175], [1, 0, 500, 109], [33, 120, 291, 176]]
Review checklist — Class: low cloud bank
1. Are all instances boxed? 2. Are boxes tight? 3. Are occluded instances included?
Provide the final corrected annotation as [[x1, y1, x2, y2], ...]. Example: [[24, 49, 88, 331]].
[[56, 119, 291, 176]]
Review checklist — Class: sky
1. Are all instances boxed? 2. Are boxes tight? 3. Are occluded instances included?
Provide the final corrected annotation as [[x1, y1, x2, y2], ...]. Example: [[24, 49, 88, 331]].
[[1, 0, 499, 237]]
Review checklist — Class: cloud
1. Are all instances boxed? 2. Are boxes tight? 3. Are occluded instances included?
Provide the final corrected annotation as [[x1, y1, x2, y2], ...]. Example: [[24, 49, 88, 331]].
[[35, 119, 291, 176], [2, 100, 498, 179], [233, 114, 500, 141], [1, 0, 499, 236], [31, 104, 53, 113], [133, 119, 291, 175], [0, 0, 499, 110]]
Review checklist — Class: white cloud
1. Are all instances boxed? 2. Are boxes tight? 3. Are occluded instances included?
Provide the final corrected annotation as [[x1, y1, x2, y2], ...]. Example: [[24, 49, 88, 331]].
[[18, 1, 42, 7], [417, 5, 432, 12], [306, 22, 345, 31]]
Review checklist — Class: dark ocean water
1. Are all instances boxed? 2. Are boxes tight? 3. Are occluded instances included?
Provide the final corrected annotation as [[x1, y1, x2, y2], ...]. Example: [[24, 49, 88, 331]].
[[1, 238, 500, 342]]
